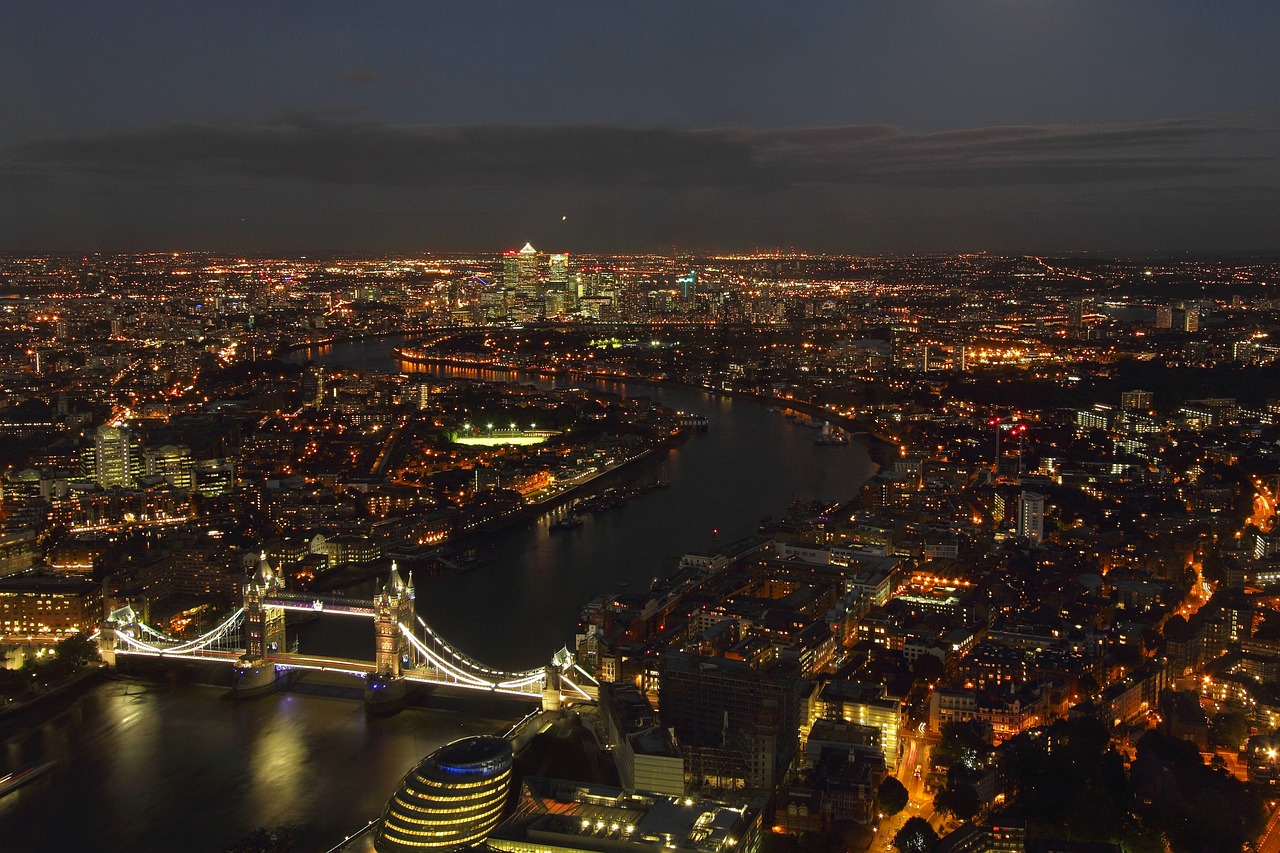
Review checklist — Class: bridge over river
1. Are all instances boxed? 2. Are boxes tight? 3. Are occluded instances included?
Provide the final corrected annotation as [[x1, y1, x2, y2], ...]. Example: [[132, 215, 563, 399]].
[[99, 554, 597, 713]]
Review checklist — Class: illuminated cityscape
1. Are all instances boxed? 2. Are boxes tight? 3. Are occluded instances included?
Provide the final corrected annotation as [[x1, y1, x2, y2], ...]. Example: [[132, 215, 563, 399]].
[[0, 247, 1277, 853], [3, 2, 1280, 853]]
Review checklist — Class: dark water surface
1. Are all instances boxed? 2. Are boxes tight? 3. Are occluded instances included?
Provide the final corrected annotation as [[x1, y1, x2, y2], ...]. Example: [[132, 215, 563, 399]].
[[0, 682, 528, 852]]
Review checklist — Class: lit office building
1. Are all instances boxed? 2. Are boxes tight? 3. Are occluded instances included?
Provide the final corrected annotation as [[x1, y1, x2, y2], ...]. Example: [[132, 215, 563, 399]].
[[145, 444, 195, 492], [94, 424, 141, 489], [375, 735, 514, 852]]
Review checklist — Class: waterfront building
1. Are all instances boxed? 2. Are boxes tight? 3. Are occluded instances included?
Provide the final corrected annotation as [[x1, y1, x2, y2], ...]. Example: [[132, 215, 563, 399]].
[[0, 573, 102, 642], [1155, 304, 1173, 329], [375, 735, 514, 852], [487, 777, 751, 853]]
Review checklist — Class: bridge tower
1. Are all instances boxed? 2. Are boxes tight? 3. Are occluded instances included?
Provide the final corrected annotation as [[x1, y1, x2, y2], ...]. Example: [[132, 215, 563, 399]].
[[233, 552, 285, 697], [541, 665, 562, 712], [366, 562, 413, 715], [243, 552, 285, 658], [98, 602, 139, 669]]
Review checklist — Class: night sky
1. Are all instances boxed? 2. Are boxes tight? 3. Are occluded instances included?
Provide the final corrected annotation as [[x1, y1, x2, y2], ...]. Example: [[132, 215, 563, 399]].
[[2, 1, 1278, 254]]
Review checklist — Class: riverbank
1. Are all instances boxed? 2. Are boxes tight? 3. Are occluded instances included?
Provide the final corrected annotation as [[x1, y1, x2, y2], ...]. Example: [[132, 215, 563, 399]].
[[393, 347, 897, 469], [0, 666, 107, 735], [311, 437, 677, 595]]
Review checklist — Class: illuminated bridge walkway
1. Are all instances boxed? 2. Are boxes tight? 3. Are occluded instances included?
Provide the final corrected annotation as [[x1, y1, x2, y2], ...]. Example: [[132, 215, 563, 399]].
[[98, 557, 597, 708]]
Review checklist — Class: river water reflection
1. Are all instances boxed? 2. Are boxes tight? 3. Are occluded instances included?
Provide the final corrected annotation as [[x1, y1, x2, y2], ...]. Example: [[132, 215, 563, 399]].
[[0, 682, 528, 852]]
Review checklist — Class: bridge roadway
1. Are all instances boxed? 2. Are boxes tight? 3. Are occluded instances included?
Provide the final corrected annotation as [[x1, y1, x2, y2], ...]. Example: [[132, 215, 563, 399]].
[[114, 646, 567, 698]]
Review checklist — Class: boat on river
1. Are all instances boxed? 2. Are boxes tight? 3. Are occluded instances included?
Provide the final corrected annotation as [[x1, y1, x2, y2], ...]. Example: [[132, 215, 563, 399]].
[[814, 422, 850, 445]]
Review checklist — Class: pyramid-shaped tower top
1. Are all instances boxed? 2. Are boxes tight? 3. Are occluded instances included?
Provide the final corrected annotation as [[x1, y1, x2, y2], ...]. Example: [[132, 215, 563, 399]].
[[253, 550, 275, 589], [519, 242, 536, 254], [386, 560, 405, 595]]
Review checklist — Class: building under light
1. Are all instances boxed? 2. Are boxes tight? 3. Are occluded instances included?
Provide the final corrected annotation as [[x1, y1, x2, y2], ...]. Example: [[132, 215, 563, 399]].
[[1016, 491, 1045, 546], [94, 423, 141, 489], [487, 777, 752, 853], [375, 735, 514, 852]]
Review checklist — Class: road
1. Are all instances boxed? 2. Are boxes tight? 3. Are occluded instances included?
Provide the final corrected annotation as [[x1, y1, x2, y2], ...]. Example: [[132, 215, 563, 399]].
[[1257, 802, 1280, 853], [870, 733, 947, 852]]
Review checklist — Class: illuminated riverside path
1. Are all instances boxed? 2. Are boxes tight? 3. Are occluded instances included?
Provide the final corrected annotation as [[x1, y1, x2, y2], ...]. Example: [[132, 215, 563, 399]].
[[287, 335, 880, 670]]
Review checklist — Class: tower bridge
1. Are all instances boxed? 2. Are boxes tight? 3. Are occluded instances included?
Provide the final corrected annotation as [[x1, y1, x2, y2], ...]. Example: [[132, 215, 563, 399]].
[[98, 554, 597, 713]]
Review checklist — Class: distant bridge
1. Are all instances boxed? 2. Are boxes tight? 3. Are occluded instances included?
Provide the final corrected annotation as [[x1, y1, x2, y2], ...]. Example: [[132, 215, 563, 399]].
[[99, 556, 597, 709]]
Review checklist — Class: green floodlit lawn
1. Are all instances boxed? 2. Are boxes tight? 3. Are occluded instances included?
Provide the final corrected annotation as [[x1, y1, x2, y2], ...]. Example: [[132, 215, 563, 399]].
[[452, 435, 548, 446]]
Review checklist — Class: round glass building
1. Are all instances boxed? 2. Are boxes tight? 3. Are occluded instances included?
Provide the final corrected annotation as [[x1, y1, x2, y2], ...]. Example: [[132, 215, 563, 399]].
[[375, 735, 514, 852]]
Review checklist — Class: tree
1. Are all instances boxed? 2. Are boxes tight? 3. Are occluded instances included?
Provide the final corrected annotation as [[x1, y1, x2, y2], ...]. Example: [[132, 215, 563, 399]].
[[934, 781, 980, 822], [876, 777, 909, 817], [933, 719, 993, 772], [56, 632, 99, 669], [892, 817, 937, 853], [912, 654, 945, 685], [1209, 711, 1249, 751]]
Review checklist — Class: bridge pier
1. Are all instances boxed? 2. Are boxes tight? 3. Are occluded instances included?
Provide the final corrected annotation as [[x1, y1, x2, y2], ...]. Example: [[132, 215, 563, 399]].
[[231, 659, 286, 697]]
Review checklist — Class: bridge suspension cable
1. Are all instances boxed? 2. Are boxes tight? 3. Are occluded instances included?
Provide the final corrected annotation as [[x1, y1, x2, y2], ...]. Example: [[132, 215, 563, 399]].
[[115, 609, 246, 657], [412, 615, 544, 683]]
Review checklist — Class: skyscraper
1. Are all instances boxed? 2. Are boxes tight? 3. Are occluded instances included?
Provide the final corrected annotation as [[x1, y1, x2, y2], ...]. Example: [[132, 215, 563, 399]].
[[549, 253, 568, 289], [94, 424, 141, 489], [501, 250, 521, 291], [1155, 305, 1174, 329], [1069, 296, 1092, 328], [517, 242, 539, 297], [302, 364, 325, 406], [548, 253, 572, 313]]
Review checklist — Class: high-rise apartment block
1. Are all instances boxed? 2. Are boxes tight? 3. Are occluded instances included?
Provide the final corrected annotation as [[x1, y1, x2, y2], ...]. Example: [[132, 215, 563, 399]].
[[1120, 390, 1153, 412], [1017, 491, 1045, 545]]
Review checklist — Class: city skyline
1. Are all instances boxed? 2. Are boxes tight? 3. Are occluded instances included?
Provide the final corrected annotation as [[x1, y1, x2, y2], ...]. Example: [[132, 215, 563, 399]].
[[3, 2, 1279, 253]]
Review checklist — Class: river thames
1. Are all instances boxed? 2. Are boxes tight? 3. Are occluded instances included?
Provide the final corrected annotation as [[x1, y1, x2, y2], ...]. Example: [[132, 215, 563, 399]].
[[0, 336, 878, 851]]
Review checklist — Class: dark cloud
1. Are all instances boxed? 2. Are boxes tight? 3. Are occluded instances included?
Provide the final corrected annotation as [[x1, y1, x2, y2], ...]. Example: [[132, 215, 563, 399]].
[[5, 113, 1271, 193], [330, 68, 381, 86], [2, 113, 1277, 253]]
